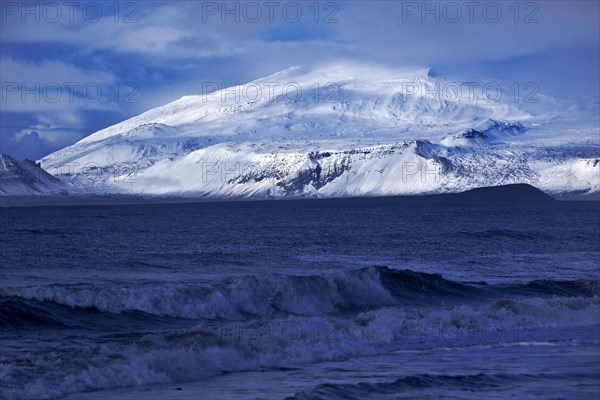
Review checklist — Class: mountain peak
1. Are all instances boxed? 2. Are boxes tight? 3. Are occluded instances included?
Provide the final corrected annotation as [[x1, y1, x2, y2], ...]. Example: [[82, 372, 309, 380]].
[[36, 64, 599, 200], [72, 63, 528, 147], [0, 153, 64, 196]]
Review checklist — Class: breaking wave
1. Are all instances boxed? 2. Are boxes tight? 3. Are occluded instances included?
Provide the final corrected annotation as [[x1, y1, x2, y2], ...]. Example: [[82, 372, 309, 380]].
[[1, 267, 599, 400], [1, 266, 598, 324]]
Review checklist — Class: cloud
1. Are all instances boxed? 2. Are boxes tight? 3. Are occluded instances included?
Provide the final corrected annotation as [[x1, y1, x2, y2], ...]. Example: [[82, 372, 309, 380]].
[[3, 130, 46, 160], [0, 57, 122, 112], [1, 112, 87, 160], [3, 1, 598, 66], [0, 0, 598, 160], [0, 2, 267, 59], [13, 112, 86, 146], [331, 1, 599, 64]]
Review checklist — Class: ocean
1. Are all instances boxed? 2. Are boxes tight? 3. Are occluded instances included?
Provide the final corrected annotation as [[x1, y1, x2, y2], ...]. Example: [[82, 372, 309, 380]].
[[1, 200, 599, 399]]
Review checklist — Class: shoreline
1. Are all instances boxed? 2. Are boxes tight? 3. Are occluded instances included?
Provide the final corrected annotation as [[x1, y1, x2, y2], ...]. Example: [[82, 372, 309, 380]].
[[2, 183, 598, 208]]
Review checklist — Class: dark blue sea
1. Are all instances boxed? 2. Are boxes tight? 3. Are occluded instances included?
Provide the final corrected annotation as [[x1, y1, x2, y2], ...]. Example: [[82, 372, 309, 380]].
[[1, 200, 599, 399]]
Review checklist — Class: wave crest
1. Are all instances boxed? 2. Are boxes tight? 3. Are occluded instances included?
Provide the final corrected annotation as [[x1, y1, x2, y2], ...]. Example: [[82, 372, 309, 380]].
[[1, 267, 598, 324]]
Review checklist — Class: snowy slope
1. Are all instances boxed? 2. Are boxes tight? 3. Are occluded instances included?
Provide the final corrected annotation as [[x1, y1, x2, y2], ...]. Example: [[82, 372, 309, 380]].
[[73, 64, 532, 145], [0, 153, 65, 196], [40, 63, 599, 199]]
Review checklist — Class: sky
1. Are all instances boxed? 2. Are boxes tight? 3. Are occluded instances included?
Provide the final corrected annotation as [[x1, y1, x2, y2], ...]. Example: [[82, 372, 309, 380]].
[[1, 0, 599, 160]]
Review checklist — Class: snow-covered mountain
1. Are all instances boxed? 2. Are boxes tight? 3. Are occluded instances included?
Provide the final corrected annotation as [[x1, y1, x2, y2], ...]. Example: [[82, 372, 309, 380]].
[[39, 63, 599, 199], [0, 153, 65, 196]]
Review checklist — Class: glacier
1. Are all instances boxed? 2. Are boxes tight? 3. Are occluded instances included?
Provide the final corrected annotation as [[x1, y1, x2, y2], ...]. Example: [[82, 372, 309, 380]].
[[24, 63, 600, 199]]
